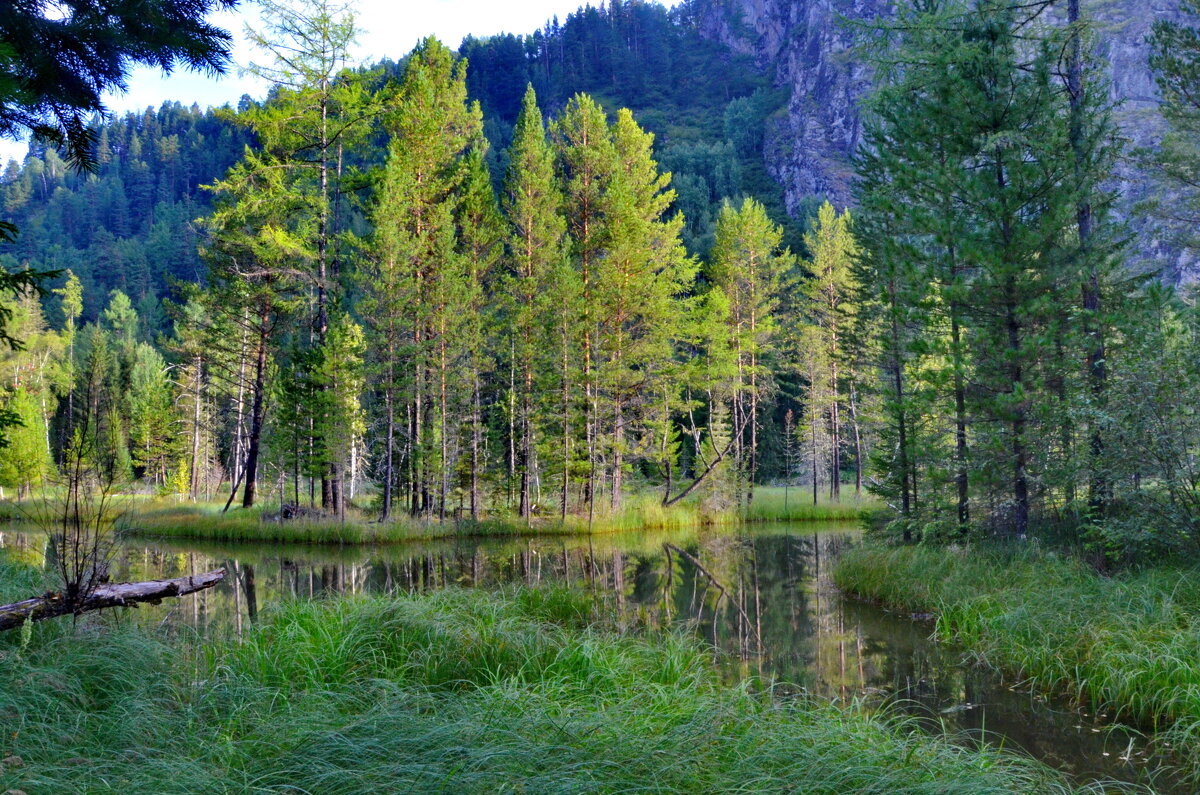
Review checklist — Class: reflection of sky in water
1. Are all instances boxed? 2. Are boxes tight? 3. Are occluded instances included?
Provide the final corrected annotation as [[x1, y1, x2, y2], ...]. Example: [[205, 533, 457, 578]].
[[0, 524, 1180, 792]]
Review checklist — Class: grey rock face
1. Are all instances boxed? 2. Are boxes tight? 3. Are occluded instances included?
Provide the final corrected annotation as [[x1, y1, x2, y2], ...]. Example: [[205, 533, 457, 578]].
[[697, 0, 886, 213], [696, 0, 1188, 277]]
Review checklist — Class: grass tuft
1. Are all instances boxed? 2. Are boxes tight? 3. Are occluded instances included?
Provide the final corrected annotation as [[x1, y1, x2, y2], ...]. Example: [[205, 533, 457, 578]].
[[834, 542, 1200, 776], [0, 550, 1086, 794], [118, 488, 874, 546]]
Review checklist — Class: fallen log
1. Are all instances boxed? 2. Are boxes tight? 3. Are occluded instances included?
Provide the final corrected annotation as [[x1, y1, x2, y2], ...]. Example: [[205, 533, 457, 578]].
[[0, 569, 225, 632]]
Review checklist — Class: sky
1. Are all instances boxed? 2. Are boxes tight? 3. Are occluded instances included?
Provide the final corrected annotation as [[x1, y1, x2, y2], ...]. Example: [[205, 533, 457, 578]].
[[0, 0, 684, 164]]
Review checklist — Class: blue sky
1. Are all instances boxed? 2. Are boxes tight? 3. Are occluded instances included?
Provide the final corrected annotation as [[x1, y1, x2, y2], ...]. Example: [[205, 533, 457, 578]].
[[1, 0, 684, 165]]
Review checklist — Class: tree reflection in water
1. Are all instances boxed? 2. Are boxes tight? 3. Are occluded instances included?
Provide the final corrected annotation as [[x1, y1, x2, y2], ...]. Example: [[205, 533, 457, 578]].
[[0, 524, 1181, 792]]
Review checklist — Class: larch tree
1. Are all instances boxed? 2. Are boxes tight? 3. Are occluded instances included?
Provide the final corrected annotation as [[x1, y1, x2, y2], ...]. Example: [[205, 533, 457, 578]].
[[708, 197, 794, 510], [240, 0, 370, 511], [593, 107, 695, 512], [801, 201, 858, 503], [454, 145, 504, 521], [502, 84, 566, 520], [0, 385, 52, 498], [551, 94, 616, 521], [370, 37, 483, 518]]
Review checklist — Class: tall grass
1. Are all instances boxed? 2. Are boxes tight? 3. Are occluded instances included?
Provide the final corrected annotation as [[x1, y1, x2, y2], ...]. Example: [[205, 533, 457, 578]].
[[745, 486, 875, 522], [834, 543, 1200, 775], [120, 488, 870, 546], [0, 552, 1090, 794]]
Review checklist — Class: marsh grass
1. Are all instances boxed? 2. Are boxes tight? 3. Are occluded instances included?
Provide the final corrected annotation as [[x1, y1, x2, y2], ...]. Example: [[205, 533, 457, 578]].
[[746, 486, 875, 522], [834, 543, 1200, 775], [0, 551, 1089, 794], [118, 488, 871, 546]]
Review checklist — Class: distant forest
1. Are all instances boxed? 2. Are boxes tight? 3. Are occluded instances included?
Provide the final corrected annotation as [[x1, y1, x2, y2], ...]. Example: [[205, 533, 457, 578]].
[[0, 0, 796, 329]]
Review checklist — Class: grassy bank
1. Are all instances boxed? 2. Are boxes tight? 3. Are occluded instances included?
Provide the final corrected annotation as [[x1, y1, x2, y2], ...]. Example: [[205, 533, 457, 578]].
[[0, 555, 1082, 794], [834, 543, 1200, 774], [746, 486, 872, 522], [118, 488, 872, 545]]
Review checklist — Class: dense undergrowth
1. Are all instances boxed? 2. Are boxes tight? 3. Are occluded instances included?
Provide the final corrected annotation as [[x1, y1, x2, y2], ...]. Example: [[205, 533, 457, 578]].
[[0, 551, 1087, 795], [117, 487, 872, 545], [834, 543, 1200, 776]]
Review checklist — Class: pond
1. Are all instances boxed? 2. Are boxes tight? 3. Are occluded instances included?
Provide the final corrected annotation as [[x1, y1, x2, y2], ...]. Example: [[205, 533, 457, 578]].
[[0, 522, 1180, 792]]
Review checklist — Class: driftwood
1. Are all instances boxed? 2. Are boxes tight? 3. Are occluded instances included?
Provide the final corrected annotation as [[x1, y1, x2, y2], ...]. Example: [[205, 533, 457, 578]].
[[0, 569, 225, 632]]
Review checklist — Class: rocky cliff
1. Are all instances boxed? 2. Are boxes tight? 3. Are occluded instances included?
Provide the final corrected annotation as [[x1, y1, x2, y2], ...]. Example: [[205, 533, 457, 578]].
[[694, 0, 1187, 278]]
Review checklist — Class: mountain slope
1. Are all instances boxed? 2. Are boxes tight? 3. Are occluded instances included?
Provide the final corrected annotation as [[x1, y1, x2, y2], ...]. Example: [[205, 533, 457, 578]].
[[692, 0, 1189, 278]]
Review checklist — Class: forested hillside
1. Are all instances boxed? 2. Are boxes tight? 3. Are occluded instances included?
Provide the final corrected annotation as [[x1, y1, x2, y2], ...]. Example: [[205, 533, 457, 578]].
[[0, 104, 253, 324], [0, 0, 794, 330]]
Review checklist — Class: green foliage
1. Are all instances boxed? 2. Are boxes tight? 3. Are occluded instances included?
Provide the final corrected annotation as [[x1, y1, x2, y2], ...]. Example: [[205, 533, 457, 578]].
[[835, 543, 1200, 777], [855, 0, 1125, 539], [0, 384, 50, 495], [0, 0, 236, 170], [0, 566, 1087, 794], [1148, 0, 1200, 254]]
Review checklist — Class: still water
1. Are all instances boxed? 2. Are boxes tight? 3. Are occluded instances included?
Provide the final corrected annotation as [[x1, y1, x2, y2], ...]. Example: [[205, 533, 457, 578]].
[[0, 522, 1181, 792]]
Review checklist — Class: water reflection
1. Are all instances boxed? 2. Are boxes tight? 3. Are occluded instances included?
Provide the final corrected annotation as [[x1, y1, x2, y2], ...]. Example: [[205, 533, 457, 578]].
[[0, 524, 1179, 792]]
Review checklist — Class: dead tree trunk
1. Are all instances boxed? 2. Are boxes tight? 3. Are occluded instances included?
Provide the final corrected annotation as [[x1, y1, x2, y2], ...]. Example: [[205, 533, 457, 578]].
[[0, 569, 225, 631]]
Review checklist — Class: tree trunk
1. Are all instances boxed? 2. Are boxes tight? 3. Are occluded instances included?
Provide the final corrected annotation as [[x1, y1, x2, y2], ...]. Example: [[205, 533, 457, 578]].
[[190, 355, 202, 501], [471, 368, 481, 521], [849, 380, 863, 498], [0, 569, 225, 632], [561, 322, 571, 522], [382, 364, 395, 521], [1068, 0, 1107, 513], [242, 301, 271, 509]]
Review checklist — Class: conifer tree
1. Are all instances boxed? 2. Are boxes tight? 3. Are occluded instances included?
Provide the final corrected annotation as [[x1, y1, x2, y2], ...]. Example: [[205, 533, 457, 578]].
[[311, 313, 365, 520], [801, 202, 858, 503], [238, 0, 372, 511], [369, 37, 483, 518], [454, 145, 504, 520], [594, 107, 694, 510], [0, 385, 52, 498], [708, 197, 794, 509], [552, 94, 616, 520], [503, 85, 566, 519]]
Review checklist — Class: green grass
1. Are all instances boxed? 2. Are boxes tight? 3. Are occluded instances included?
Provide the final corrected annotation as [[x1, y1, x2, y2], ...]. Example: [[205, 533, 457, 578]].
[[0, 552, 1088, 794], [116, 488, 871, 546], [834, 543, 1200, 776], [746, 486, 876, 522]]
